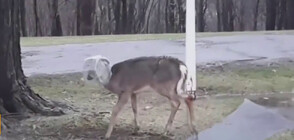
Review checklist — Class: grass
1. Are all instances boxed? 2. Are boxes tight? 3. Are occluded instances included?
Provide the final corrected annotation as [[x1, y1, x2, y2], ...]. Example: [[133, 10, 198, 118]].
[[23, 64, 294, 139], [21, 30, 294, 47], [267, 130, 294, 140], [25, 72, 243, 139], [197, 66, 294, 94]]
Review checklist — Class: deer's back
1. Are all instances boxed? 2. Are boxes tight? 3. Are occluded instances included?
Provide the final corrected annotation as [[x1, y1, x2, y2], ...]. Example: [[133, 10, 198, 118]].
[[107, 56, 184, 94]]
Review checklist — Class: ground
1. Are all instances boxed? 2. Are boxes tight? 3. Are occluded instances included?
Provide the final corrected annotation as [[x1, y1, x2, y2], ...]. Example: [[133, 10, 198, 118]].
[[2, 31, 294, 140], [3, 58, 294, 140]]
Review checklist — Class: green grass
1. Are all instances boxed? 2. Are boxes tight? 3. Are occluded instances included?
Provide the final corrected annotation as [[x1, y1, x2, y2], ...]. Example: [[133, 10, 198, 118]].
[[198, 66, 294, 94], [21, 30, 294, 47], [267, 130, 294, 140]]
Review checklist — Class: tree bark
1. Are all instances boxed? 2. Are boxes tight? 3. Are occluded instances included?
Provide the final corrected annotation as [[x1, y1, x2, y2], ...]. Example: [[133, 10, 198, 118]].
[[121, 0, 127, 34], [265, 0, 277, 30], [76, 0, 81, 35], [197, 0, 207, 32], [238, 0, 245, 31], [113, 0, 121, 34], [216, 0, 222, 31], [253, 0, 260, 30], [19, 0, 27, 36], [76, 0, 96, 35], [33, 0, 42, 36], [286, 0, 294, 29], [0, 0, 64, 118], [176, 0, 185, 33], [50, 0, 63, 36], [222, 0, 234, 31], [127, 0, 136, 33], [276, 0, 286, 30]]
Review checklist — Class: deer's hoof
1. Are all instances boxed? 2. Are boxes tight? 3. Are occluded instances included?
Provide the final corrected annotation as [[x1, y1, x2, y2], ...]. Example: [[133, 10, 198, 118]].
[[132, 126, 140, 135]]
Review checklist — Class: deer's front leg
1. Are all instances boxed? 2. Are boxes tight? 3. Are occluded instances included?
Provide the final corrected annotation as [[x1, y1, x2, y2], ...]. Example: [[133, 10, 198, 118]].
[[105, 93, 129, 139], [131, 93, 140, 133]]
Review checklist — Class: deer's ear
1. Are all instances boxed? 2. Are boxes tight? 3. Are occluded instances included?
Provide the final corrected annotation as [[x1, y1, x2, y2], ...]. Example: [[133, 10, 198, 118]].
[[100, 58, 110, 65]]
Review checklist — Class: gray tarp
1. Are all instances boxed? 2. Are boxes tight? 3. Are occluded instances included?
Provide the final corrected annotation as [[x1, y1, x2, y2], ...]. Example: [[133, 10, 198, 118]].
[[188, 99, 294, 140]]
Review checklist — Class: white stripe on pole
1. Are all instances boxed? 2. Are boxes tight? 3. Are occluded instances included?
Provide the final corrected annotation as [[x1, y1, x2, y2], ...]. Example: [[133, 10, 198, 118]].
[[186, 0, 196, 91]]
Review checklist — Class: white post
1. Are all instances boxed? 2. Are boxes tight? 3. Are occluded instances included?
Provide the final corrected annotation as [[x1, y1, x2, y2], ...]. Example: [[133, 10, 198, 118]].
[[185, 0, 196, 91]]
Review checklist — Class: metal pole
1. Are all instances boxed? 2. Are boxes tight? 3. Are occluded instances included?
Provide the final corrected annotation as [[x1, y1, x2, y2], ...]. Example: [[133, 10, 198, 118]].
[[185, 0, 196, 91]]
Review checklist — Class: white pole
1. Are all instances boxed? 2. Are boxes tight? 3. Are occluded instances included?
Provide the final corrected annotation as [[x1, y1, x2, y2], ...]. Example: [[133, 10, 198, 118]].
[[186, 0, 196, 91]]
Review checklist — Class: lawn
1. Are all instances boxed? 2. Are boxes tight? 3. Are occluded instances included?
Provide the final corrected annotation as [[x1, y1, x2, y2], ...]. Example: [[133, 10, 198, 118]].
[[21, 30, 294, 47]]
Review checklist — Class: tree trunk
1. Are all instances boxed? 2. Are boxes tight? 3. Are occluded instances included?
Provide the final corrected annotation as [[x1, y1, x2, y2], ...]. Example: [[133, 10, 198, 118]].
[[33, 0, 42, 36], [127, 0, 136, 33], [253, 0, 260, 30], [50, 0, 63, 36], [238, 0, 245, 31], [276, 0, 286, 30], [197, 0, 207, 32], [0, 0, 64, 117], [265, 0, 277, 30], [286, 0, 294, 29], [76, 0, 96, 35], [216, 0, 222, 31], [19, 0, 27, 36], [113, 0, 121, 34], [121, 0, 127, 34], [221, 0, 230, 31], [76, 0, 81, 35], [176, 0, 185, 33]]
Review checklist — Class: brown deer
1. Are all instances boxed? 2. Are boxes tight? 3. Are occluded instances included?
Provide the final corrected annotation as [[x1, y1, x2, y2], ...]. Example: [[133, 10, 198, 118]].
[[83, 55, 198, 139]]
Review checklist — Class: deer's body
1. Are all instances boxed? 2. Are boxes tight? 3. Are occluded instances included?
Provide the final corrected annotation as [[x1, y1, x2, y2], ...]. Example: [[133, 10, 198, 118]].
[[84, 55, 197, 139]]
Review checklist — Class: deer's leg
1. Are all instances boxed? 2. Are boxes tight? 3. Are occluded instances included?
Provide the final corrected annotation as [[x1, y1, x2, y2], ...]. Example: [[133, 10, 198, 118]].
[[163, 99, 180, 135], [131, 93, 140, 133], [185, 98, 198, 136], [105, 93, 129, 139]]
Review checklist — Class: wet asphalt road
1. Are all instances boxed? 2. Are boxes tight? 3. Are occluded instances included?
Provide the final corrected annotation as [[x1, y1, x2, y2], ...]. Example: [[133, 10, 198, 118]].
[[22, 34, 294, 76]]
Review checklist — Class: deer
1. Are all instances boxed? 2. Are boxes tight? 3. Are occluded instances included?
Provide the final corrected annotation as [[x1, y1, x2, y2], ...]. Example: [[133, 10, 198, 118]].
[[83, 55, 198, 139]]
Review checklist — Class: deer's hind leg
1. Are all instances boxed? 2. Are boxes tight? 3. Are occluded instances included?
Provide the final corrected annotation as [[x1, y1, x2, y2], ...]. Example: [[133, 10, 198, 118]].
[[151, 83, 181, 135], [164, 97, 181, 135]]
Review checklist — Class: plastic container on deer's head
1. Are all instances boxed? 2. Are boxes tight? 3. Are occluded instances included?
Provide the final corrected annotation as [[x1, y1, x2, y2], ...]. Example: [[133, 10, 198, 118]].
[[82, 55, 111, 86]]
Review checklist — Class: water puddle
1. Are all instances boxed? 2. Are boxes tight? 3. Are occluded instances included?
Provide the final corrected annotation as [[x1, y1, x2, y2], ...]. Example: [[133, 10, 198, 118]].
[[189, 93, 294, 140]]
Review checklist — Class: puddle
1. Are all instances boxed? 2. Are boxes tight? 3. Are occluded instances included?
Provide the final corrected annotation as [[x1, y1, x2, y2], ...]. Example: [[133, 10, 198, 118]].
[[188, 95, 294, 140]]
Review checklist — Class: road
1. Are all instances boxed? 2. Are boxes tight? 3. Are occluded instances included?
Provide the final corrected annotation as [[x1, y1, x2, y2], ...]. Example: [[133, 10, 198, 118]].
[[22, 34, 294, 76]]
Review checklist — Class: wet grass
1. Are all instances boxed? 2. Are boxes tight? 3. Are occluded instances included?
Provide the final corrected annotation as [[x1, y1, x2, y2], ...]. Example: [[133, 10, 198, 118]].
[[21, 64, 294, 139], [25, 72, 243, 140], [21, 30, 294, 47], [198, 66, 294, 95], [267, 130, 294, 140]]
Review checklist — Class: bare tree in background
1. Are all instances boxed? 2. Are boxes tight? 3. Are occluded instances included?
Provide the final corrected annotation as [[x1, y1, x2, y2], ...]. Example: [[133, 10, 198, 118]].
[[165, 0, 176, 33], [76, 0, 96, 35], [19, 0, 27, 36], [253, 0, 260, 30], [127, 0, 136, 33], [176, 0, 185, 32], [286, 0, 294, 29], [196, 0, 208, 32], [33, 0, 42, 36], [265, 0, 276, 30], [216, 0, 222, 31], [18, 0, 293, 36], [276, 0, 286, 30], [49, 0, 63, 36], [221, 0, 234, 31]]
